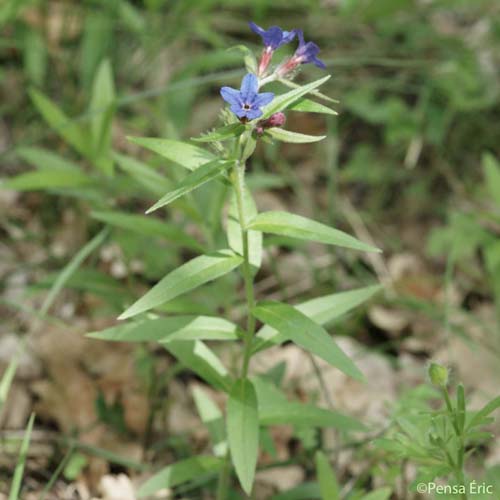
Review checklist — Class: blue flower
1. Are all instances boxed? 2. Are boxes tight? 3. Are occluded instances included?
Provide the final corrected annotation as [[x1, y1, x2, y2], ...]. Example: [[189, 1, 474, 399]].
[[293, 30, 326, 69], [249, 22, 296, 50], [220, 73, 274, 121]]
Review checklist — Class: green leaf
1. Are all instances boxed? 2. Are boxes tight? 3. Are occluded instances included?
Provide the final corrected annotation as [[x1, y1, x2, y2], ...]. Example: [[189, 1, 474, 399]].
[[252, 301, 364, 381], [113, 152, 172, 196], [228, 45, 258, 74], [261, 75, 331, 119], [28, 88, 89, 157], [254, 285, 382, 352], [482, 152, 500, 204], [227, 182, 262, 274], [192, 386, 227, 456], [146, 159, 233, 214], [163, 340, 232, 392], [2, 169, 93, 191], [16, 147, 81, 172], [192, 123, 246, 142], [137, 455, 223, 497], [456, 384, 465, 432], [361, 487, 392, 500], [227, 379, 259, 495], [466, 395, 500, 431], [289, 97, 338, 115], [89, 59, 115, 175], [0, 356, 18, 413], [247, 211, 380, 253], [118, 250, 243, 320], [254, 377, 365, 431], [279, 78, 338, 104], [315, 451, 340, 500], [9, 413, 35, 500], [40, 228, 109, 315], [90, 210, 202, 251], [271, 482, 322, 500], [127, 137, 216, 171], [266, 128, 326, 144], [87, 315, 240, 343]]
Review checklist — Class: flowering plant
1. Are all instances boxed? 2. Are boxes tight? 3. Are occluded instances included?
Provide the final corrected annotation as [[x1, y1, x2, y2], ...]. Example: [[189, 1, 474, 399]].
[[89, 22, 381, 498]]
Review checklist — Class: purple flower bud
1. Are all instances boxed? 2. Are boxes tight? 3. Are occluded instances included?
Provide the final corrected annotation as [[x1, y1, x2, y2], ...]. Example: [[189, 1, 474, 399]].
[[255, 112, 286, 135], [277, 30, 326, 77]]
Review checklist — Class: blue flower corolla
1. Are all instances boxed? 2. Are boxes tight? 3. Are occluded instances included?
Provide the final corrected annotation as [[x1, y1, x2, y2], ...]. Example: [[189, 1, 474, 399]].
[[292, 29, 326, 69], [220, 73, 274, 120], [249, 22, 296, 50]]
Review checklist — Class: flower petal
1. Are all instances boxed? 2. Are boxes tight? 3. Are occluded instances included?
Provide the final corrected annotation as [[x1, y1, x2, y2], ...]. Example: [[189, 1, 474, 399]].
[[253, 92, 274, 108], [230, 103, 246, 118], [246, 107, 263, 120], [313, 56, 326, 69], [249, 21, 265, 37], [220, 86, 241, 106], [240, 73, 258, 101]]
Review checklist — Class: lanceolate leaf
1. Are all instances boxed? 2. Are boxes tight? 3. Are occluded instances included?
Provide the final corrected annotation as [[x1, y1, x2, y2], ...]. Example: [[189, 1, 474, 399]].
[[90, 210, 203, 251], [118, 250, 243, 320], [254, 377, 365, 431], [9, 413, 35, 500], [466, 395, 500, 431], [261, 75, 331, 119], [17, 147, 81, 172], [266, 128, 326, 144], [192, 123, 246, 142], [146, 159, 233, 213], [192, 386, 227, 457], [247, 211, 380, 253], [87, 315, 240, 343], [113, 152, 172, 195], [289, 97, 338, 115], [253, 285, 382, 352], [163, 340, 232, 392], [127, 137, 216, 171], [227, 379, 259, 495], [315, 451, 340, 500], [29, 88, 89, 157], [137, 455, 223, 497], [2, 170, 93, 191], [252, 301, 364, 381]]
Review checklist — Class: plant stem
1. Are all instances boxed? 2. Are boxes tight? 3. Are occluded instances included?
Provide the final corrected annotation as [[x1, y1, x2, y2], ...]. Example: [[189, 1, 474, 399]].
[[215, 451, 232, 500], [232, 160, 257, 379]]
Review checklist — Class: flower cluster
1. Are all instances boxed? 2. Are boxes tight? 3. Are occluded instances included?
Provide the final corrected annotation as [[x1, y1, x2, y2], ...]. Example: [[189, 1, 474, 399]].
[[220, 22, 326, 123]]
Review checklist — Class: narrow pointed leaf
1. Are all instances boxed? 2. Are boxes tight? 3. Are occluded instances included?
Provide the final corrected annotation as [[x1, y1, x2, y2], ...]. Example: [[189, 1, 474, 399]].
[[128, 137, 216, 171], [261, 75, 331, 119], [17, 147, 81, 172], [137, 455, 223, 497], [227, 379, 259, 495], [118, 250, 243, 320], [192, 386, 227, 456], [87, 315, 240, 343], [315, 451, 340, 500], [253, 377, 365, 431], [146, 160, 233, 213], [9, 413, 35, 500], [2, 170, 93, 191], [289, 98, 338, 115], [163, 340, 232, 392], [252, 301, 364, 381], [254, 285, 382, 352], [113, 152, 172, 195], [91, 210, 202, 251], [466, 395, 500, 431], [192, 123, 246, 142], [266, 128, 326, 144], [247, 211, 380, 253], [361, 487, 392, 500], [29, 88, 89, 156]]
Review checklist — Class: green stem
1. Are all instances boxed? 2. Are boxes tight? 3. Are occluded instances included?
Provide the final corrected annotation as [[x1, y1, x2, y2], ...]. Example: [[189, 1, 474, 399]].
[[232, 160, 257, 379], [215, 451, 232, 500]]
